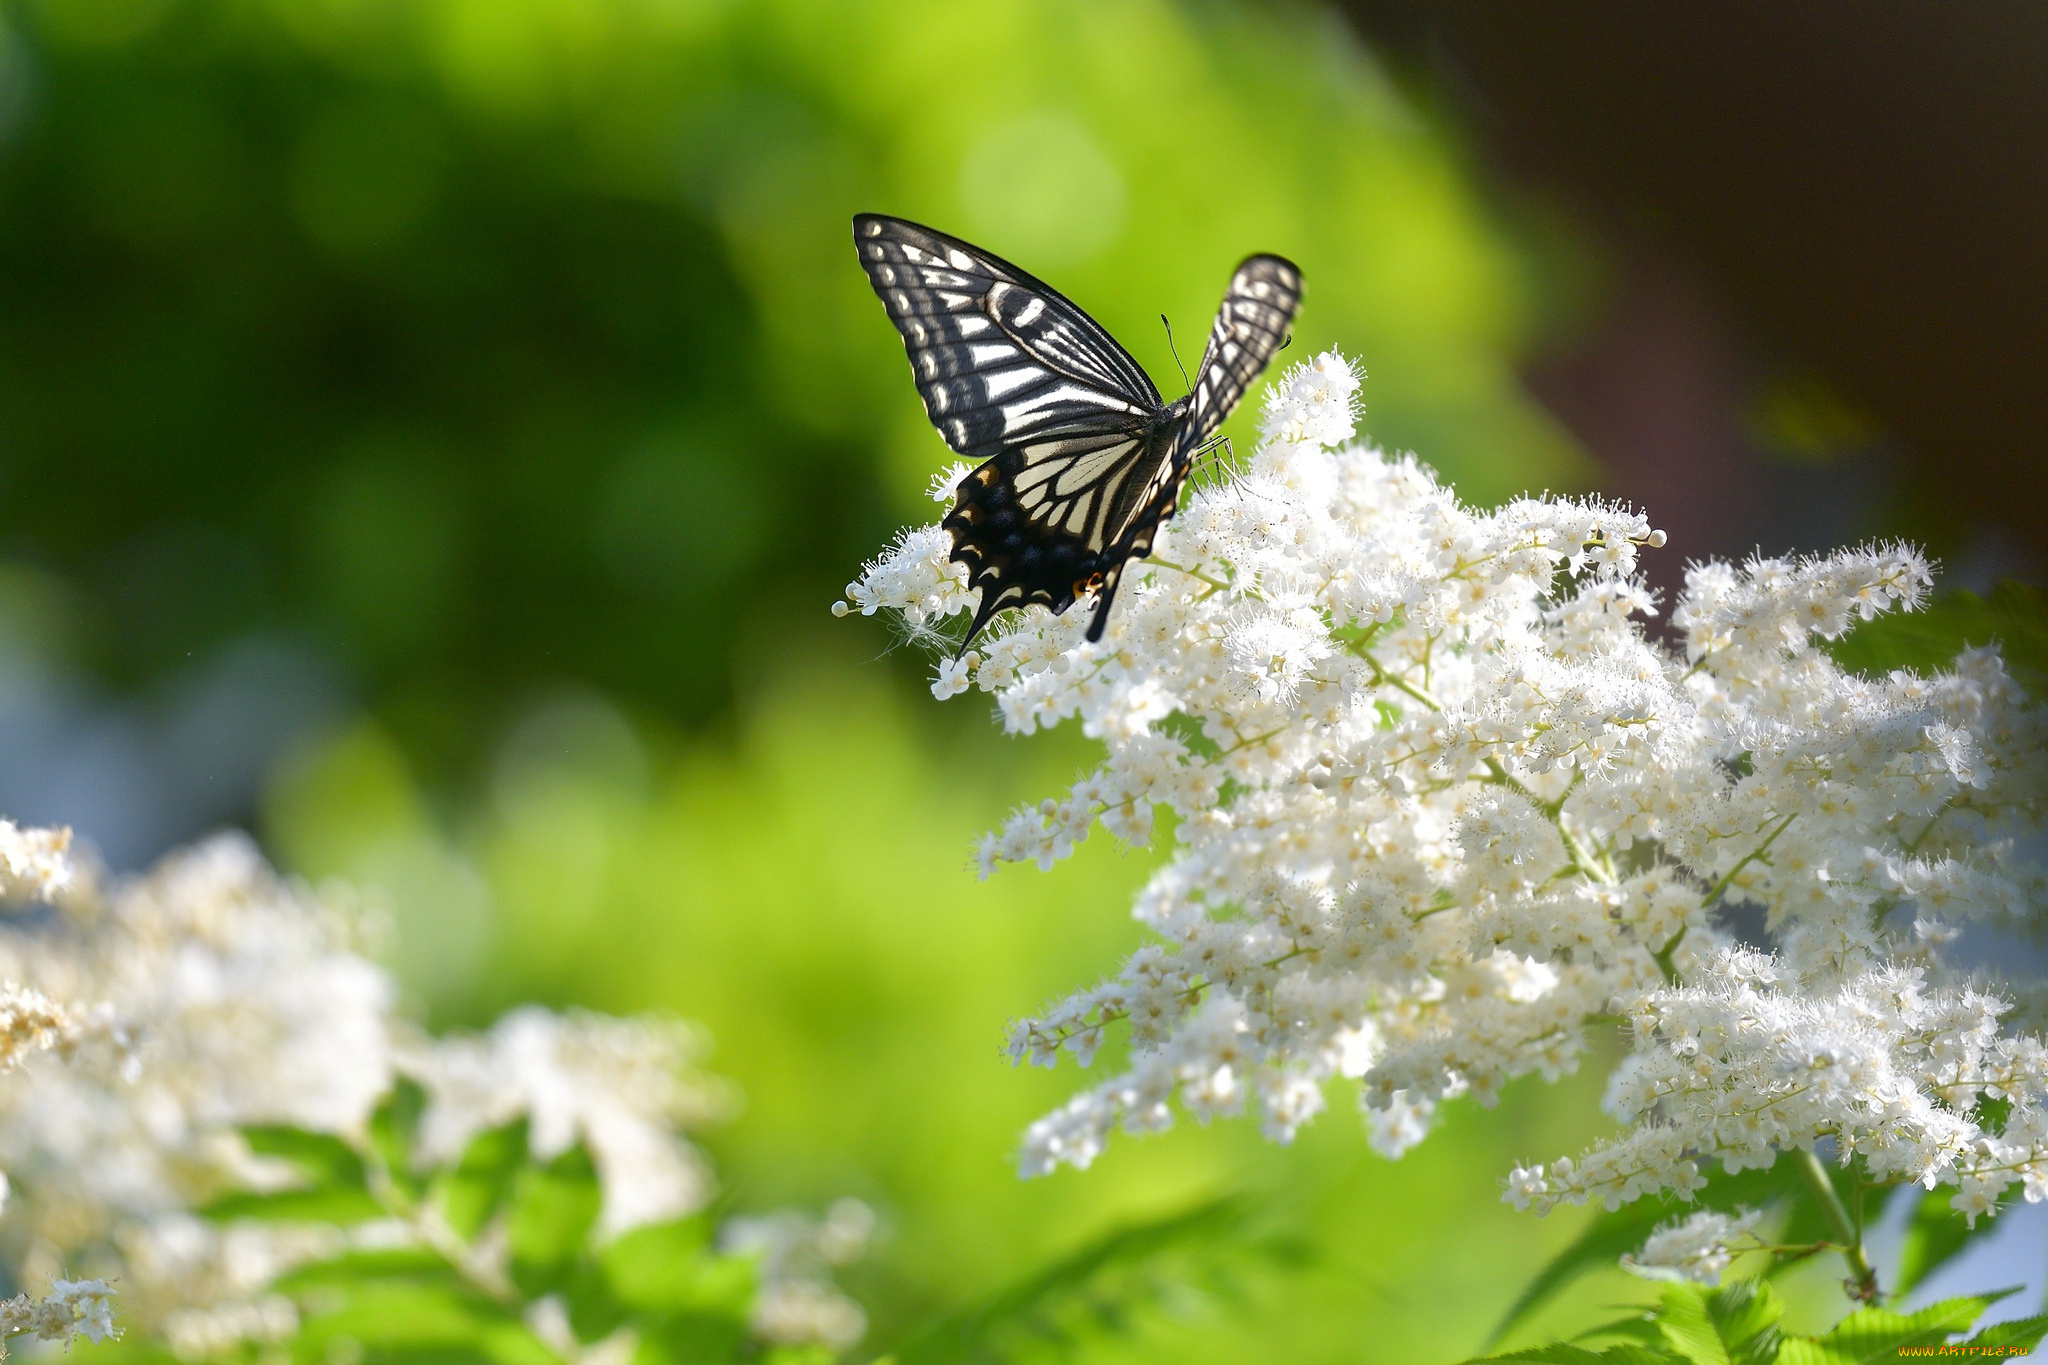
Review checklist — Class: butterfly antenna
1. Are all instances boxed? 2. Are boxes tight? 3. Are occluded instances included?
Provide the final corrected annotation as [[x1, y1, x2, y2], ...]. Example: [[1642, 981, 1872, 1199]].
[[1161, 314, 1193, 396]]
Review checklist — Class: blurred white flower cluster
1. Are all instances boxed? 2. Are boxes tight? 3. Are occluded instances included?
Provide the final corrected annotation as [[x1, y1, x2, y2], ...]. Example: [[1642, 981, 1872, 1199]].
[[0, 830, 866, 1359], [839, 351, 2048, 1237], [721, 1198, 877, 1351], [0, 830, 120, 1355], [1620, 1206, 1760, 1285]]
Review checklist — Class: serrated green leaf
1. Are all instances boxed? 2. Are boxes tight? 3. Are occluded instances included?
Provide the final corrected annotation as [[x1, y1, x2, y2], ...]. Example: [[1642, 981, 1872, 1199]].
[[506, 1142, 601, 1298], [242, 1124, 368, 1189], [1466, 1343, 1684, 1363], [1777, 1290, 2010, 1364], [1963, 1311, 2048, 1352], [1650, 1280, 1783, 1365], [197, 1184, 386, 1226], [435, 1118, 529, 1242], [1653, 1283, 1732, 1365], [1702, 1280, 1784, 1365]]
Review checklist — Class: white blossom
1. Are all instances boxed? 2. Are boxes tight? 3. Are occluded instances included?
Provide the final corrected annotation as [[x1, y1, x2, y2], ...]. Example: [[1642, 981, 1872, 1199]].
[[0, 821, 72, 903], [1621, 1206, 1760, 1284], [0, 1275, 119, 1349], [402, 1005, 727, 1239], [839, 346, 2048, 1251], [0, 829, 830, 1356], [721, 1199, 875, 1350]]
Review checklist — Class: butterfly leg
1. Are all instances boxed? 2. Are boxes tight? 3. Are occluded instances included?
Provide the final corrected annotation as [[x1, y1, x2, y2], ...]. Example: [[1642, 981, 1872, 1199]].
[[1191, 433, 1234, 482]]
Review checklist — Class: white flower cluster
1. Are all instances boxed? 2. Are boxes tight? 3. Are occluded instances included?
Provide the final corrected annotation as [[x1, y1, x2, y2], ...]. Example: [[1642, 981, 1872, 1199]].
[[1620, 1206, 1760, 1285], [0, 821, 71, 903], [401, 1005, 728, 1239], [0, 829, 856, 1357], [0, 981, 87, 1074], [837, 351, 2048, 1236], [0, 833, 394, 1346], [721, 1198, 877, 1351], [0, 1275, 118, 1351]]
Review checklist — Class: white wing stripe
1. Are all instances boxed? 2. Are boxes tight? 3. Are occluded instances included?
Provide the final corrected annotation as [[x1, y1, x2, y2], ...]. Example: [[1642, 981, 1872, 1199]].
[[980, 365, 1044, 401]]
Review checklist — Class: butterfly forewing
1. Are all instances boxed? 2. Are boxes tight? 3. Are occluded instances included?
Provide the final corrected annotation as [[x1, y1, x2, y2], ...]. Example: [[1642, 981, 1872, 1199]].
[[852, 215, 1159, 458], [853, 214, 1302, 652]]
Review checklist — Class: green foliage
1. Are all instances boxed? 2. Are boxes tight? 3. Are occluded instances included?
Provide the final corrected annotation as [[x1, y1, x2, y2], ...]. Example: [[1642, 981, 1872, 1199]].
[[190, 1106, 1335, 1365], [506, 1144, 603, 1298], [888, 1196, 1301, 1364], [1471, 1280, 2048, 1365], [0, 0, 1583, 778], [1889, 1185, 1981, 1300], [1832, 582, 2048, 685], [201, 1104, 775, 1365], [1490, 1162, 1815, 1343], [270, 669, 1633, 1365], [439, 1119, 533, 1241]]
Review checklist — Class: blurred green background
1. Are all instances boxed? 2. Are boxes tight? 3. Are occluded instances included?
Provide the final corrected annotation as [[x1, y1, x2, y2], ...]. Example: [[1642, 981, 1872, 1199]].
[[0, 0, 1947, 1358]]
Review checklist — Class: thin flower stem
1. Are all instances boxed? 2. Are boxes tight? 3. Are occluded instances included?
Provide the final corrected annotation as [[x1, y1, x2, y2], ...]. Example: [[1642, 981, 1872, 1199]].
[[1145, 558, 1234, 594], [1483, 760, 1613, 886], [1347, 640, 1443, 710], [1797, 1148, 1881, 1303], [1701, 811, 1799, 907]]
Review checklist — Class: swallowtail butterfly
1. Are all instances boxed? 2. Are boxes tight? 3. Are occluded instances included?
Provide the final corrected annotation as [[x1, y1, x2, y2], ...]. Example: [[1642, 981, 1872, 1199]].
[[853, 213, 1302, 651]]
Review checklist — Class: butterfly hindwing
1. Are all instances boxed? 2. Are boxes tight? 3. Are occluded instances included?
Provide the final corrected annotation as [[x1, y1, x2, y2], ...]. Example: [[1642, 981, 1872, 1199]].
[[854, 215, 1303, 652]]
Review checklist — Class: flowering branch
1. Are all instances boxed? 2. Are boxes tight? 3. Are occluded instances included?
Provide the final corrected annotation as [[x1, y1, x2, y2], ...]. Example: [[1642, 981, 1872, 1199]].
[[840, 350, 2048, 1301]]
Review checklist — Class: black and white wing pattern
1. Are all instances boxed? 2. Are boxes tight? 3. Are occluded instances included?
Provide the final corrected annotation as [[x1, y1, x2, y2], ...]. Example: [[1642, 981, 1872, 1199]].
[[1175, 256, 1303, 465], [852, 214, 1159, 457], [1097, 255, 1305, 632], [853, 213, 1302, 651]]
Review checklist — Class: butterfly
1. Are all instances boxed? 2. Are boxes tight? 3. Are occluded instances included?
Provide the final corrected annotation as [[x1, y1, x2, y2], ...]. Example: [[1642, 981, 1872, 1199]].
[[853, 213, 1302, 651]]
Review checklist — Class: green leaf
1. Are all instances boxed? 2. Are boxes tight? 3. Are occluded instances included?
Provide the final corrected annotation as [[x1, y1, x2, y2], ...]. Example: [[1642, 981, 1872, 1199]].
[[600, 1215, 755, 1315], [242, 1124, 369, 1189], [1466, 1343, 1684, 1363], [1830, 581, 2048, 685], [1891, 1184, 1981, 1297], [506, 1142, 602, 1298], [1962, 1311, 2048, 1352], [1651, 1281, 1783, 1365], [760, 1347, 838, 1365], [273, 1246, 458, 1293], [1776, 1290, 2011, 1364], [196, 1184, 386, 1225], [435, 1118, 529, 1242], [370, 1077, 431, 1200], [890, 1195, 1299, 1365], [1702, 1280, 1785, 1365], [1490, 1164, 1807, 1343], [289, 1280, 552, 1365], [632, 1310, 753, 1365], [1650, 1283, 1728, 1365]]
